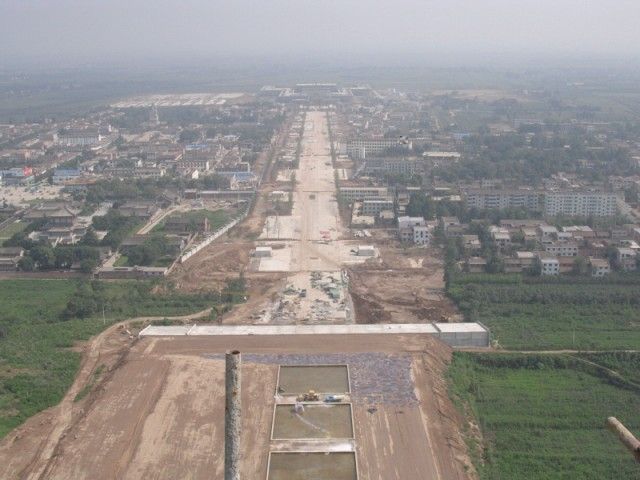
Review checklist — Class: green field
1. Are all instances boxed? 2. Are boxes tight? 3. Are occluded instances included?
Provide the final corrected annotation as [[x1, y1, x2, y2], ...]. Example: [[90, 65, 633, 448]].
[[0, 278, 241, 438], [154, 209, 230, 233], [449, 353, 640, 479], [113, 255, 129, 267], [447, 274, 640, 350]]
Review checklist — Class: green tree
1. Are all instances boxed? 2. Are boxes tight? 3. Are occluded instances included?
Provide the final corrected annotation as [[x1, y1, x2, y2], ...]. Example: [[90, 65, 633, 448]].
[[572, 256, 589, 276], [80, 258, 98, 273], [179, 129, 200, 144], [54, 247, 74, 269], [79, 228, 100, 246], [18, 256, 35, 271], [31, 246, 55, 270]]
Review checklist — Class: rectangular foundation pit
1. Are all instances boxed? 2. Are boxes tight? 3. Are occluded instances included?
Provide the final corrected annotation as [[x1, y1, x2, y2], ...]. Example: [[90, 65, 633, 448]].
[[272, 404, 353, 440], [277, 365, 350, 395], [267, 452, 357, 480]]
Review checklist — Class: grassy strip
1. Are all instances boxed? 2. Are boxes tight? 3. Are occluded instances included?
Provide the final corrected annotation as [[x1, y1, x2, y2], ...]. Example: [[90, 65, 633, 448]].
[[153, 209, 230, 233], [448, 352, 640, 479]]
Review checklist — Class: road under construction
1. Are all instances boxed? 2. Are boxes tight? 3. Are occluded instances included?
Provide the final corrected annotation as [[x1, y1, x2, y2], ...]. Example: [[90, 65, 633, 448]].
[[0, 109, 483, 480]]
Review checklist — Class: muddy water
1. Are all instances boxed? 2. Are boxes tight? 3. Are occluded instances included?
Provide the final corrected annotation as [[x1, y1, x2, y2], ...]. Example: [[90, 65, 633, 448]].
[[272, 404, 353, 439], [268, 452, 357, 480], [277, 365, 349, 394]]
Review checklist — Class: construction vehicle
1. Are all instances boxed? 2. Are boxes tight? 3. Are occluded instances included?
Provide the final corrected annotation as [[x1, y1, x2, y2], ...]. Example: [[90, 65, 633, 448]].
[[324, 394, 344, 403], [297, 390, 319, 402]]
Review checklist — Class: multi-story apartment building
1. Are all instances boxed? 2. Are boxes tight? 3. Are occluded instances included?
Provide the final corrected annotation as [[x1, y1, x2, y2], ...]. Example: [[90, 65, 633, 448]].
[[103, 166, 165, 178], [412, 225, 431, 246], [52, 168, 81, 185], [363, 157, 417, 175], [361, 199, 394, 216], [339, 187, 390, 202], [544, 242, 579, 257], [55, 129, 102, 146], [179, 144, 216, 171], [346, 138, 411, 159], [463, 189, 543, 211], [464, 189, 618, 218], [397, 216, 430, 245], [543, 191, 618, 217]]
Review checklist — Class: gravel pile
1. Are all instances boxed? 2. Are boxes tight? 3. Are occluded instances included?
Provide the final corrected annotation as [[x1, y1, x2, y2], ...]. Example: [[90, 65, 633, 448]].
[[205, 352, 418, 406]]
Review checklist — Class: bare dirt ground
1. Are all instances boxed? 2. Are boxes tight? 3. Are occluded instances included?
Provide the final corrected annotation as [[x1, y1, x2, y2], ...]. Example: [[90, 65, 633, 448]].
[[349, 244, 463, 324], [0, 331, 474, 480], [170, 240, 253, 291]]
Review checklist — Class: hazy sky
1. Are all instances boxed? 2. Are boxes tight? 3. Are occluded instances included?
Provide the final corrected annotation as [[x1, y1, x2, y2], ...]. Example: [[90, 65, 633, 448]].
[[1, 0, 640, 67]]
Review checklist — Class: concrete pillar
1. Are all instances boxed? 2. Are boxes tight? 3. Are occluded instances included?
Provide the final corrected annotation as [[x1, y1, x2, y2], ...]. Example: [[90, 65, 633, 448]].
[[607, 417, 640, 463], [225, 350, 242, 480]]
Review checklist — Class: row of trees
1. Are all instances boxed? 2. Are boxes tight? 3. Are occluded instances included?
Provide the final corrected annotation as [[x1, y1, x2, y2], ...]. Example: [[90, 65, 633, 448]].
[[122, 235, 170, 267], [18, 244, 99, 273]]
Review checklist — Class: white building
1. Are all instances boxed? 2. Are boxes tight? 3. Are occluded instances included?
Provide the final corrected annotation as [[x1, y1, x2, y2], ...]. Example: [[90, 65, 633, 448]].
[[356, 245, 376, 256], [339, 187, 390, 202], [55, 129, 102, 146], [543, 191, 618, 217], [464, 189, 542, 211], [346, 139, 411, 159], [363, 157, 417, 175], [539, 256, 560, 275], [423, 151, 461, 163]]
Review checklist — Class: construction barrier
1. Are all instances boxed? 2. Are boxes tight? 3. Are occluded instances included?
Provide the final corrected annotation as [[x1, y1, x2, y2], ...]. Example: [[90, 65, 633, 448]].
[[179, 206, 250, 264]]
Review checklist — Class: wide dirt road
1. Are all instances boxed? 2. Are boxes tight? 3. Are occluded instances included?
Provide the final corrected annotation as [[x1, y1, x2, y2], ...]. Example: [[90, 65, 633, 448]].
[[290, 110, 342, 272], [0, 331, 473, 480]]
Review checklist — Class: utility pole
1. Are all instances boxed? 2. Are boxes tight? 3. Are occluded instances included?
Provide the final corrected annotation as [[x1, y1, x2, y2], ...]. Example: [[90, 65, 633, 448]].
[[225, 350, 242, 480]]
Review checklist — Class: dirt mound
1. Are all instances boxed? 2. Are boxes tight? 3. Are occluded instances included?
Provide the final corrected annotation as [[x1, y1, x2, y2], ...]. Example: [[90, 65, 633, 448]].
[[418, 336, 479, 479], [350, 290, 392, 323]]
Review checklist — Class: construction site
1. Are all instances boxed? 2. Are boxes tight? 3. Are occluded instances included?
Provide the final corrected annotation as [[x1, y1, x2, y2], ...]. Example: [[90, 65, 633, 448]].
[[0, 109, 486, 479]]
